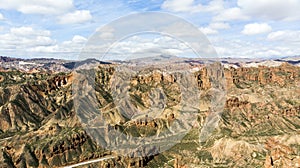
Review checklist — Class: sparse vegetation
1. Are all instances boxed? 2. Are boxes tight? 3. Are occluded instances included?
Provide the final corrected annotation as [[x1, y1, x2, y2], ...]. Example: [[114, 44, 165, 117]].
[[1, 57, 300, 167]]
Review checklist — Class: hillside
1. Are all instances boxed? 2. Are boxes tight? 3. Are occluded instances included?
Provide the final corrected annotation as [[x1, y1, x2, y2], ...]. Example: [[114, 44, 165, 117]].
[[0, 56, 299, 167]]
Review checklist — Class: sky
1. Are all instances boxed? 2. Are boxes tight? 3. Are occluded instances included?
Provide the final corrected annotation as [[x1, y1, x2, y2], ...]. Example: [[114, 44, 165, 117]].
[[0, 0, 299, 60]]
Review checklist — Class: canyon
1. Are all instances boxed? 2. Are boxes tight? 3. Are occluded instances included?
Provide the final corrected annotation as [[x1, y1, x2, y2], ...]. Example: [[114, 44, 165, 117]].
[[0, 56, 299, 167]]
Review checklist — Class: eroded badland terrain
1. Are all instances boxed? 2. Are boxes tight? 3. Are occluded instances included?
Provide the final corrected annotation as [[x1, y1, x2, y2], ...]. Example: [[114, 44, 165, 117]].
[[0, 56, 299, 168]]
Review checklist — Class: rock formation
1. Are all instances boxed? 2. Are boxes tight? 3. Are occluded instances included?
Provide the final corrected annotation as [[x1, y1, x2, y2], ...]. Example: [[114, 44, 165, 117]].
[[0, 57, 299, 167]]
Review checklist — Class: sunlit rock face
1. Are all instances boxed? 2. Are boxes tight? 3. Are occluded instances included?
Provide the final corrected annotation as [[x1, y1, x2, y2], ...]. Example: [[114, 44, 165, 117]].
[[0, 56, 300, 167]]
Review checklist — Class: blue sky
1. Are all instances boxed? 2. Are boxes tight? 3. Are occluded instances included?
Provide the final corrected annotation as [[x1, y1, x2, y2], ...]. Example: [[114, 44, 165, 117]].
[[0, 0, 299, 59]]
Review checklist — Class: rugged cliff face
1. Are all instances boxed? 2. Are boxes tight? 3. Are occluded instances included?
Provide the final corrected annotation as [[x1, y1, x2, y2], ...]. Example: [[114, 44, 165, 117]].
[[0, 71, 73, 133], [126, 63, 299, 168], [224, 63, 298, 89], [0, 71, 90, 168], [0, 60, 299, 168]]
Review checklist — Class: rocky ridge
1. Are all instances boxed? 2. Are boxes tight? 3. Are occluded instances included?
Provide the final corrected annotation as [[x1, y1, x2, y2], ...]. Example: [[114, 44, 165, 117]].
[[0, 56, 299, 167]]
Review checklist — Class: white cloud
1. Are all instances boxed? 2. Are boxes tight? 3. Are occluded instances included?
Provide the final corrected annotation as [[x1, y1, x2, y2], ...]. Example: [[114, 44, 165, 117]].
[[267, 30, 300, 42], [161, 0, 194, 12], [0, 13, 4, 20], [0, 0, 73, 15], [71, 35, 87, 43], [27, 45, 59, 53], [61, 35, 87, 50], [0, 1, 93, 25], [212, 36, 300, 58], [199, 22, 230, 35], [27, 35, 88, 60], [199, 27, 218, 35], [59, 10, 92, 24], [28, 35, 87, 53], [0, 26, 55, 55], [242, 23, 272, 35], [238, 0, 300, 21], [161, 0, 223, 13], [97, 26, 115, 39], [103, 35, 195, 60], [10, 26, 51, 37], [209, 22, 230, 30], [213, 7, 249, 21]]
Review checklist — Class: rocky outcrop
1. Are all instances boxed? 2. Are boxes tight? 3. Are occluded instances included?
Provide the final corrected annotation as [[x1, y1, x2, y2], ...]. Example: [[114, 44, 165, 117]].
[[1, 128, 104, 168], [281, 106, 300, 117], [45, 74, 73, 94], [0, 72, 73, 133], [0, 60, 299, 168], [224, 63, 299, 89], [264, 138, 300, 168], [225, 97, 250, 109]]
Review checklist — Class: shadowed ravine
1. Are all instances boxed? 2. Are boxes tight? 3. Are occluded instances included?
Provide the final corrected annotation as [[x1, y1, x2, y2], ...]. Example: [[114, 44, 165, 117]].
[[0, 56, 300, 167]]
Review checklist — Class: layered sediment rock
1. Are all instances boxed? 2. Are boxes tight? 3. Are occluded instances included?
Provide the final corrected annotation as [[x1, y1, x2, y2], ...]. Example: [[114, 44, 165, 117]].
[[0, 61, 299, 168]]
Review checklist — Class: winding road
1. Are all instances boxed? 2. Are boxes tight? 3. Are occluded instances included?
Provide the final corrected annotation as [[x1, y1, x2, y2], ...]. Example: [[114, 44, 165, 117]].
[[0, 136, 12, 142], [63, 156, 115, 168]]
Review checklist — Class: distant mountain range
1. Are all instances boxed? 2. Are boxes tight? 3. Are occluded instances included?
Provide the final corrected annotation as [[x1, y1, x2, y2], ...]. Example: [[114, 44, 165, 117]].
[[0, 55, 299, 72]]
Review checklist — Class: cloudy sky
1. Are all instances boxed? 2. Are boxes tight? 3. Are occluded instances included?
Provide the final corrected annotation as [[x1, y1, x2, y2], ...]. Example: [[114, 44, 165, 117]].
[[0, 0, 299, 59]]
